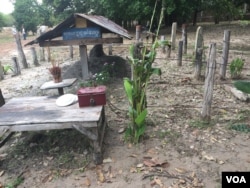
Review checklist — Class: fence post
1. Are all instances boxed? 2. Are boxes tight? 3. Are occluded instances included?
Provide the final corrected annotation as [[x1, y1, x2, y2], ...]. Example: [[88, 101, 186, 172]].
[[0, 61, 3, 80], [0, 89, 5, 107], [161, 35, 166, 53], [136, 25, 141, 42], [14, 33, 28, 68], [194, 26, 203, 80], [12, 56, 21, 76], [39, 47, 45, 61], [177, 40, 183, 66], [201, 43, 216, 122], [170, 22, 177, 50], [219, 30, 231, 80], [69, 45, 73, 59], [31, 47, 39, 66], [182, 24, 187, 54]]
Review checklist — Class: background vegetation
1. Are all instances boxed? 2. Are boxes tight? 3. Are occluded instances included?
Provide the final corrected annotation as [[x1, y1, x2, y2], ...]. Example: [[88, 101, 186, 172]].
[[0, 0, 249, 33]]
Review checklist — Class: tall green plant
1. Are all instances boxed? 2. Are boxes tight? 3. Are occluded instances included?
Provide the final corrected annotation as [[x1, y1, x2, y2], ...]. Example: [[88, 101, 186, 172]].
[[123, 1, 167, 144]]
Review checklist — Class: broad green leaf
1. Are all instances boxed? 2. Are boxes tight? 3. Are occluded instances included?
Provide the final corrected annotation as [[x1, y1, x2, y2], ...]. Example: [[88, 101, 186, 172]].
[[124, 78, 133, 104], [135, 109, 147, 126], [152, 68, 162, 76]]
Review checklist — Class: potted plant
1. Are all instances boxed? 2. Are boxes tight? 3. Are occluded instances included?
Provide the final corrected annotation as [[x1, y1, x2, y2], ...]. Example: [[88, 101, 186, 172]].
[[49, 55, 62, 83]]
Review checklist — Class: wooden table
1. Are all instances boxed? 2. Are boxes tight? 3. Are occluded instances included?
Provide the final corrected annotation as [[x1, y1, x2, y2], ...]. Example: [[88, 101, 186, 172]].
[[40, 78, 77, 95], [0, 96, 106, 164]]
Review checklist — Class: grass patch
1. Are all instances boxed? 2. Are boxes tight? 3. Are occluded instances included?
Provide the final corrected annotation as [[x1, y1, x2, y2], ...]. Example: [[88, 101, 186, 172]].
[[5, 176, 24, 188], [189, 119, 214, 129], [229, 124, 250, 133]]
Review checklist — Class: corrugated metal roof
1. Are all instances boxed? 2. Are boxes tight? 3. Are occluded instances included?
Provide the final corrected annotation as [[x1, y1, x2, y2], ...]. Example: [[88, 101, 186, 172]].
[[25, 13, 132, 46]]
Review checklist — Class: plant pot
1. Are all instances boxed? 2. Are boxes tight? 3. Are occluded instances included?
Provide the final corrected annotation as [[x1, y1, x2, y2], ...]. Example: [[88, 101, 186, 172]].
[[52, 73, 62, 83]]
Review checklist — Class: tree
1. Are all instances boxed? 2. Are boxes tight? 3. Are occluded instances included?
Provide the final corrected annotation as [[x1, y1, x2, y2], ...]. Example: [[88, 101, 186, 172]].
[[12, 0, 54, 34]]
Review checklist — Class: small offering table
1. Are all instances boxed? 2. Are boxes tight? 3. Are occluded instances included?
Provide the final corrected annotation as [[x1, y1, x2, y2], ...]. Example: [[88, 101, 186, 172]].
[[40, 78, 77, 95], [0, 96, 106, 164]]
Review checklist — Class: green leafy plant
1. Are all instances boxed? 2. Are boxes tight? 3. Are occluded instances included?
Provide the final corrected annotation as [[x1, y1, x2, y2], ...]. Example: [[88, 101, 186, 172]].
[[229, 58, 244, 79], [3, 64, 13, 75], [5, 176, 24, 188], [123, 2, 167, 144], [234, 81, 250, 94], [93, 62, 115, 85], [229, 124, 250, 133]]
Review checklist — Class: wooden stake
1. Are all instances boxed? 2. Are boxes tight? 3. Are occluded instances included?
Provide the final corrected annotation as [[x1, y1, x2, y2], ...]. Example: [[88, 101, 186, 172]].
[[177, 40, 183, 66], [182, 24, 187, 54], [201, 43, 216, 122], [31, 47, 39, 66], [194, 26, 203, 80], [12, 56, 21, 76], [79, 45, 89, 79], [219, 30, 231, 80], [14, 33, 28, 68], [170, 22, 177, 50]]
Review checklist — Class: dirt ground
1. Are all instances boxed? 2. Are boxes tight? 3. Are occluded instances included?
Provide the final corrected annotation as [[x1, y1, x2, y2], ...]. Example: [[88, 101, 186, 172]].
[[0, 22, 250, 188]]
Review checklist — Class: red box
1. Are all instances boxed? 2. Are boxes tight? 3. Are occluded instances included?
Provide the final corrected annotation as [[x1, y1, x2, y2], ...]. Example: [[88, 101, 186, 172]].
[[77, 86, 106, 107]]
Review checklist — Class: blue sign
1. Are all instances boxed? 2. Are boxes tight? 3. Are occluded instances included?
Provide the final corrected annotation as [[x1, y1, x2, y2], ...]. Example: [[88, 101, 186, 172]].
[[63, 27, 101, 40]]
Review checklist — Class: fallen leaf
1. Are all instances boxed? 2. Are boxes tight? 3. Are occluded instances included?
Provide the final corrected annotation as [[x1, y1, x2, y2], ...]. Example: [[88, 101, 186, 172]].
[[0, 170, 4, 177], [96, 168, 105, 183], [154, 177, 164, 187], [143, 158, 169, 168], [128, 154, 138, 158], [130, 167, 137, 173], [175, 167, 187, 174], [84, 177, 91, 186], [103, 157, 113, 163], [137, 163, 144, 168], [218, 160, 225, 165], [118, 127, 125, 133]]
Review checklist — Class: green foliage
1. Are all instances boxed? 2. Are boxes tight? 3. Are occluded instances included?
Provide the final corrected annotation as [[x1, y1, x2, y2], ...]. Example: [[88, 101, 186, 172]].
[[3, 65, 13, 75], [13, 0, 54, 33], [229, 124, 250, 133], [123, 3, 165, 144], [5, 177, 24, 188], [229, 58, 244, 79], [234, 81, 250, 94]]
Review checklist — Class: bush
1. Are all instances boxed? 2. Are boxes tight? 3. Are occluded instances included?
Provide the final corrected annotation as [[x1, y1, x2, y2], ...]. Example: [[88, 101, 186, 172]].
[[229, 58, 244, 79]]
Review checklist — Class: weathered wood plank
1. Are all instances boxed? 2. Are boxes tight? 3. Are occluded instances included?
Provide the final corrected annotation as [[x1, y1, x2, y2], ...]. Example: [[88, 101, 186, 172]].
[[39, 38, 123, 47], [0, 96, 103, 126]]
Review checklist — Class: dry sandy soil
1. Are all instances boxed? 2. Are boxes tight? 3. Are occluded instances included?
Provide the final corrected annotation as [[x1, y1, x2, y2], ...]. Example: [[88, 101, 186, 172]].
[[0, 22, 250, 188]]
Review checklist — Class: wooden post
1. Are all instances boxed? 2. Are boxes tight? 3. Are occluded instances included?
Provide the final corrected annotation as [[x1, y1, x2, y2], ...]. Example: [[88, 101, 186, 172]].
[[31, 47, 39, 66], [167, 44, 171, 58], [194, 26, 203, 80], [0, 89, 5, 107], [39, 47, 45, 61], [182, 24, 187, 54], [12, 56, 21, 76], [79, 45, 89, 79], [219, 30, 231, 80], [201, 43, 216, 122], [170, 22, 177, 50], [0, 61, 3, 80], [108, 44, 112, 55], [47, 46, 51, 62], [161, 35, 166, 53], [136, 25, 141, 42], [177, 40, 183, 66], [14, 33, 28, 68], [69, 45, 73, 59]]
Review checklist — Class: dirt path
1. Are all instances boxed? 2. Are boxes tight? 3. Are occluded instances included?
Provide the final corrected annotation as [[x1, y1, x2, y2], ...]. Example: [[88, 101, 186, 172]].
[[0, 23, 250, 188]]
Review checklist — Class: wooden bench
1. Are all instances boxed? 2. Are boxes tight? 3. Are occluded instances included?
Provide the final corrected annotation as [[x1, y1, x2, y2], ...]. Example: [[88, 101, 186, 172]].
[[0, 96, 107, 164]]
